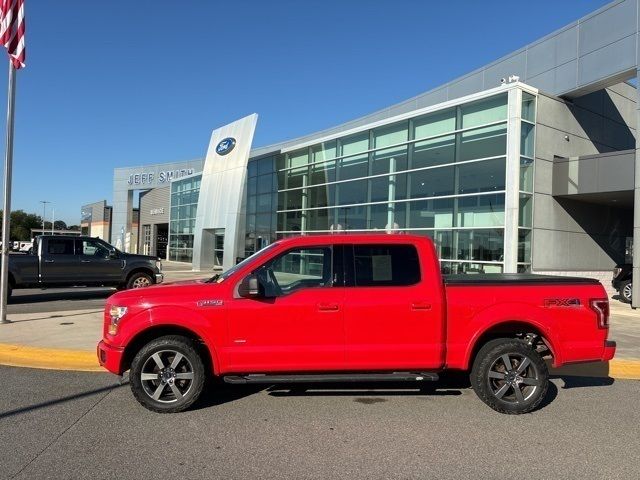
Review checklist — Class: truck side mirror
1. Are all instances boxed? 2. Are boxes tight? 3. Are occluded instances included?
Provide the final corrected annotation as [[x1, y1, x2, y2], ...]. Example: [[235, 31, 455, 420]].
[[109, 249, 119, 259], [238, 274, 261, 298]]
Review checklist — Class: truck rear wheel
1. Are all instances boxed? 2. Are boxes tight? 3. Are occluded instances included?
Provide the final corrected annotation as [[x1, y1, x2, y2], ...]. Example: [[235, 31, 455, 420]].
[[129, 335, 206, 413], [619, 280, 632, 304], [471, 338, 548, 414]]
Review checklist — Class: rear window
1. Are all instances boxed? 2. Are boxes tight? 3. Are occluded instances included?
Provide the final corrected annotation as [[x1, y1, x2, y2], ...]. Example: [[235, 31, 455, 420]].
[[353, 244, 420, 286], [47, 239, 75, 255]]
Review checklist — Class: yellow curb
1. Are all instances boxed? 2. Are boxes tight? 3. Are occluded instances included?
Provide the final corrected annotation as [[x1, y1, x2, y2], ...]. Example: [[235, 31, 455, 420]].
[[609, 360, 640, 380], [0, 343, 102, 372]]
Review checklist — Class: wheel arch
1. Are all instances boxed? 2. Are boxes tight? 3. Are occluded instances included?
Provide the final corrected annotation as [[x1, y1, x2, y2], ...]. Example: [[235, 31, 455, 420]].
[[464, 319, 559, 371], [125, 267, 156, 285], [121, 324, 216, 375]]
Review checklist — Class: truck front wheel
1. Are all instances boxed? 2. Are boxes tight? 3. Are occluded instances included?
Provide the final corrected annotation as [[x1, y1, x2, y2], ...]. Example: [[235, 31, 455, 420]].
[[471, 338, 548, 414], [129, 335, 206, 413], [126, 271, 153, 289]]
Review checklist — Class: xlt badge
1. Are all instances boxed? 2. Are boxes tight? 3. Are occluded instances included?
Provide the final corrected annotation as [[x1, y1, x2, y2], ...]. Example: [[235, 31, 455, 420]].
[[197, 299, 224, 307]]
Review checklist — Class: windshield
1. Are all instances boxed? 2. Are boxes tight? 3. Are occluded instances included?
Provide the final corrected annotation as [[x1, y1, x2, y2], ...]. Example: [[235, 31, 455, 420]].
[[207, 242, 279, 283]]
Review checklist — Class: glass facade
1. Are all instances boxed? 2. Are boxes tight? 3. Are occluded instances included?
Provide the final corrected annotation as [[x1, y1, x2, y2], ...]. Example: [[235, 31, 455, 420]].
[[244, 87, 536, 274], [245, 155, 277, 259], [168, 174, 201, 262]]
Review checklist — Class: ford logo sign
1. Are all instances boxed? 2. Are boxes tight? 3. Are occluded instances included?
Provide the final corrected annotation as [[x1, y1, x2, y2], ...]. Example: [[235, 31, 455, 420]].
[[216, 137, 236, 156]]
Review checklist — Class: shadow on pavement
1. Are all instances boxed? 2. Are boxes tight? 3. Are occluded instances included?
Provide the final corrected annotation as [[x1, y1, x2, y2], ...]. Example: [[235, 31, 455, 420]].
[[192, 382, 267, 410], [9, 288, 114, 305], [0, 382, 125, 420], [549, 360, 615, 388]]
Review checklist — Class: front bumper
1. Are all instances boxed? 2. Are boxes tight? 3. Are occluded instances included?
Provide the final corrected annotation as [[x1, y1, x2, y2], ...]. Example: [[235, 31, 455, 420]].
[[602, 340, 616, 362], [97, 340, 125, 374], [155, 273, 164, 284]]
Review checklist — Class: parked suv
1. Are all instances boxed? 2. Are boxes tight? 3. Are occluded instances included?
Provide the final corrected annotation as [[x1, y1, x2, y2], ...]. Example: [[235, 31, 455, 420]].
[[612, 263, 632, 303]]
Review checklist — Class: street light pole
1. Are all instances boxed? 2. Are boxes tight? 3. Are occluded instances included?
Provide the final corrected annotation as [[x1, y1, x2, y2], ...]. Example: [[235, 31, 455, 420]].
[[39, 200, 49, 235], [51, 207, 55, 235]]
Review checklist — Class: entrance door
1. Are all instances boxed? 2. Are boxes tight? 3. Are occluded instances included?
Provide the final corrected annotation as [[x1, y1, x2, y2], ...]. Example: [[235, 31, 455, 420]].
[[156, 224, 168, 260], [213, 229, 224, 268], [225, 246, 345, 372], [343, 243, 445, 370]]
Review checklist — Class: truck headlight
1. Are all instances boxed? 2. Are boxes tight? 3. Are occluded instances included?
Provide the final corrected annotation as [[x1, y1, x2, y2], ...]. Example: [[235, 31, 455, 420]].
[[108, 306, 128, 335], [156, 260, 162, 272]]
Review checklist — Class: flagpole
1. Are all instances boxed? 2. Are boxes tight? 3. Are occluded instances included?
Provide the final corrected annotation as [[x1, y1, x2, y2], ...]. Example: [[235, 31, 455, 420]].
[[0, 60, 16, 324]]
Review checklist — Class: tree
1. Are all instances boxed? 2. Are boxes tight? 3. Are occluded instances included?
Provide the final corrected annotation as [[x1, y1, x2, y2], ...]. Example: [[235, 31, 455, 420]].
[[54, 220, 67, 230], [0, 210, 43, 241]]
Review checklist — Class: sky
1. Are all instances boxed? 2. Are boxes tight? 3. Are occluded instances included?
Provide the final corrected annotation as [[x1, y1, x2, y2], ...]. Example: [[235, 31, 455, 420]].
[[0, 0, 611, 224]]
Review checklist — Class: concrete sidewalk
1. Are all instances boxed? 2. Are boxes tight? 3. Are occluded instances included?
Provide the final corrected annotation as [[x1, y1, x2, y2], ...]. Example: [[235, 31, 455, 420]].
[[0, 297, 638, 374]]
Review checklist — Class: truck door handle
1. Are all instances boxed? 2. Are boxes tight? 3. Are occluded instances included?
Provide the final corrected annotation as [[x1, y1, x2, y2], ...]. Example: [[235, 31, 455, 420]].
[[80, 260, 91, 263], [44, 259, 54, 263], [317, 303, 339, 311], [411, 302, 432, 310]]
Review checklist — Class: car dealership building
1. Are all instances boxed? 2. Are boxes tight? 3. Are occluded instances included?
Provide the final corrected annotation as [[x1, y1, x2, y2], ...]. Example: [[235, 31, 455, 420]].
[[83, 0, 640, 302]]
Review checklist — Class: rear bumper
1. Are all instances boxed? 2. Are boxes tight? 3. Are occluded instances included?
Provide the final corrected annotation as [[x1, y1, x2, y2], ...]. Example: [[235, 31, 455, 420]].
[[602, 340, 616, 362], [155, 273, 164, 284], [97, 340, 124, 374]]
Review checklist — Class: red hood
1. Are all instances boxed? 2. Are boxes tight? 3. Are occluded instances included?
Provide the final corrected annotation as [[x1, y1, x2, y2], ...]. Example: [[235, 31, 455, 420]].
[[107, 278, 218, 305]]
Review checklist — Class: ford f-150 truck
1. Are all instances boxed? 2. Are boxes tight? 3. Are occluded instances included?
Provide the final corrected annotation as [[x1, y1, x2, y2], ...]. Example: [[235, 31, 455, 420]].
[[98, 234, 615, 414], [6, 235, 163, 298]]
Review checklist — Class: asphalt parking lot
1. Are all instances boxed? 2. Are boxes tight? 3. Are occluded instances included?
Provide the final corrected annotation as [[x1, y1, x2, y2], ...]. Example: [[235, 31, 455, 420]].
[[0, 365, 638, 480]]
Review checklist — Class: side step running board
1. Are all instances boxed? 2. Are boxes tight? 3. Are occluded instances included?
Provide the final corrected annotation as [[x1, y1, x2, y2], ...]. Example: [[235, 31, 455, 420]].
[[223, 372, 439, 384]]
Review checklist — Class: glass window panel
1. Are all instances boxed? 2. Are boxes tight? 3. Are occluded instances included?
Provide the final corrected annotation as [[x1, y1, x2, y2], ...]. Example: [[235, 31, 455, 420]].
[[411, 135, 455, 168], [413, 108, 456, 140], [519, 194, 533, 228], [370, 173, 407, 202], [334, 205, 367, 230], [369, 202, 406, 230], [285, 189, 303, 210], [287, 149, 309, 169], [373, 121, 408, 149], [248, 160, 258, 178], [336, 179, 367, 206], [338, 153, 368, 181], [257, 174, 273, 194], [407, 230, 453, 260], [456, 194, 505, 228], [371, 146, 408, 175], [275, 155, 286, 171], [408, 198, 454, 228], [409, 166, 454, 199], [461, 94, 507, 128], [247, 214, 256, 231], [308, 184, 335, 208], [518, 229, 532, 263], [283, 211, 302, 232], [286, 166, 307, 190], [308, 208, 331, 231], [520, 157, 534, 192], [256, 213, 271, 232], [340, 131, 369, 156], [521, 122, 535, 157], [456, 229, 504, 262], [310, 160, 336, 185], [257, 156, 274, 176], [457, 158, 506, 194], [522, 92, 536, 122], [353, 245, 420, 286], [247, 195, 257, 215], [267, 247, 331, 292], [257, 193, 272, 212], [459, 123, 507, 161], [311, 140, 337, 162], [449, 261, 503, 274]]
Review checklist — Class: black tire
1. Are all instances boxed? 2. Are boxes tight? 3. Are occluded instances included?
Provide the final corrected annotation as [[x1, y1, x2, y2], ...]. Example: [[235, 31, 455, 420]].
[[619, 280, 632, 304], [471, 338, 548, 414], [126, 271, 153, 289], [129, 335, 206, 413]]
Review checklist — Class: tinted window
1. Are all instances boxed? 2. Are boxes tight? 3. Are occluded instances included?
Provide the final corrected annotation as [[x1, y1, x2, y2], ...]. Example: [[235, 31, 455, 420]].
[[47, 239, 75, 255], [353, 244, 420, 286]]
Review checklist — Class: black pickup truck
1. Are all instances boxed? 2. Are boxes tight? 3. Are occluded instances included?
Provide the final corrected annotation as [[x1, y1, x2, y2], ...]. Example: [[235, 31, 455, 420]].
[[6, 235, 163, 299]]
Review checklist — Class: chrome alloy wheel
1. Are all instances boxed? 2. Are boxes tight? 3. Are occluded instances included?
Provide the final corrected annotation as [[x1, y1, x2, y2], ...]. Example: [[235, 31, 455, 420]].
[[132, 276, 151, 288], [140, 350, 195, 403], [623, 282, 632, 302], [487, 353, 542, 404]]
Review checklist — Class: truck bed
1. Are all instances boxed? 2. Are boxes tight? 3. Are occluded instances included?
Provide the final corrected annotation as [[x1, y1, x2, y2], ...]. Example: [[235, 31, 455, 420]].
[[443, 273, 601, 286]]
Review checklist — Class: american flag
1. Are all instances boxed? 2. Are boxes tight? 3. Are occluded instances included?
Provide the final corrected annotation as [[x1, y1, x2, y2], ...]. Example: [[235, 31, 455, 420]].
[[0, 0, 25, 69]]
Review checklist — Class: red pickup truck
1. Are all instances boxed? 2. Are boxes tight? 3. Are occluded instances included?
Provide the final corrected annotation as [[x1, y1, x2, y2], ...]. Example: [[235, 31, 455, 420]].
[[98, 234, 615, 414]]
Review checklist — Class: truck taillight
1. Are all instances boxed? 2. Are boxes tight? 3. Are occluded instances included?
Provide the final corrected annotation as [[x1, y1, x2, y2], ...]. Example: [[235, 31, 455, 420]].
[[589, 299, 609, 329]]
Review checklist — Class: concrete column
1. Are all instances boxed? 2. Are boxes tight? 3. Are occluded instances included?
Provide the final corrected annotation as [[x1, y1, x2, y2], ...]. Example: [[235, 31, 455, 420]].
[[503, 87, 523, 273], [632, 69, 640, 308]]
